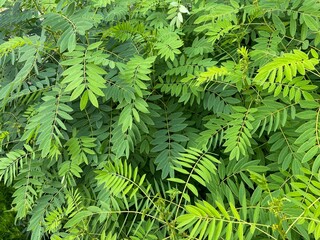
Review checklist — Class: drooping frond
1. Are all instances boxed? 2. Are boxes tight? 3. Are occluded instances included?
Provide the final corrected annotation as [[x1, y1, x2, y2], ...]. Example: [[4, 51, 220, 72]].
[[21, 87, 73, 158], [254, 50, 319, 84], [169, 148, 220, 201], [95, 159, 147, 199], [43, 9, 101, 52]]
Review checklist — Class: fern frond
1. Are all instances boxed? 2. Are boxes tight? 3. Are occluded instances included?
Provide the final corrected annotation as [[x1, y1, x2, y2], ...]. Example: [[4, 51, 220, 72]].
[[60, 45, 108, 110], [154, 28, 183, 61], [176, 200, 249, 240], [254, 50, 319, 84], [0, 149, 27, 186], [43, 9, 101, 52], [169, 148, 220, 200], [103, 21, 146, 43], [224, 106, 257, 160], [0, 40, 39, 109], [21, 87, 73, 158], [95, 159, 147, 199], [250, 31, 282, 67], [12, 159, 45, 219], [196, 116, 228, 151], [294, 108, 320, 165], [151, 102, 188, 178], [65, 136, 96, 165], [252, 99, 296, 136], [184, 37, 212, 58], [0, 36, 32, 57], [202, 85, 239, 115], [196, 65, 229, 86]]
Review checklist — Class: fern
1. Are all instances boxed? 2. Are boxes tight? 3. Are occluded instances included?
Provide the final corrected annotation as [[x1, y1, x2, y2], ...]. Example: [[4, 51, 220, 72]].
[[250, 31, 282, 67], [254, 50, 319, 84], [151, 102, 188, 179], [0, 149, 27, 186], [12, 157, 44, 220], [196, 116, 228, 151], [294, 107, 320, 165], [287, 168, 320, 240], [43, 9, 101, 52], [169, 148, 220, 201], [202, 85, 239, 115], [184, 37, 212, 58], [154, 28, 183, 61], [0, 36, 32, 57], [0, 37, 39, 109], [60, 44, 108, 110], [224, 106, 257, 160], [96, 159, 147, 199], [2, 0, 320, 239], [252, 99, 297, 136], [21, 87, 73, 158], [196, 65, 229, 86], [176, 200, 250, 240]]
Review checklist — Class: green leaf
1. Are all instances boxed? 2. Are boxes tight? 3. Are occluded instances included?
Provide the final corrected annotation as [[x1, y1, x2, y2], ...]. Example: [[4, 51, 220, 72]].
[[303, 14, 319, 31], [272, 13, 285, 34], [87, 41, 103, 50], [64, 211, 93, 228], [290, 15, 297, 37], [88, 90, 99, 108], [67, 32, 76, 52], [186, 183, 198, 196], [70, 84, 86, 101], [213, 220, 223, 240], [80, 90, 89, 110], [302, 146, 319, 163]]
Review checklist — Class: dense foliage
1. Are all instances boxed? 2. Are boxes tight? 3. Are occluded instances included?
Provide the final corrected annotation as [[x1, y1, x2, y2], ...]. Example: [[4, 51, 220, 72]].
[[0, 183, 26, 239], [1, 0, 320, 239]]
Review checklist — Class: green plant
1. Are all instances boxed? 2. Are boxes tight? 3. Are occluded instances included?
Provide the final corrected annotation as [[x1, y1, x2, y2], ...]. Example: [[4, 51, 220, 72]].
[[0, 183, 26, 239], [1, 0, 320, 239]]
